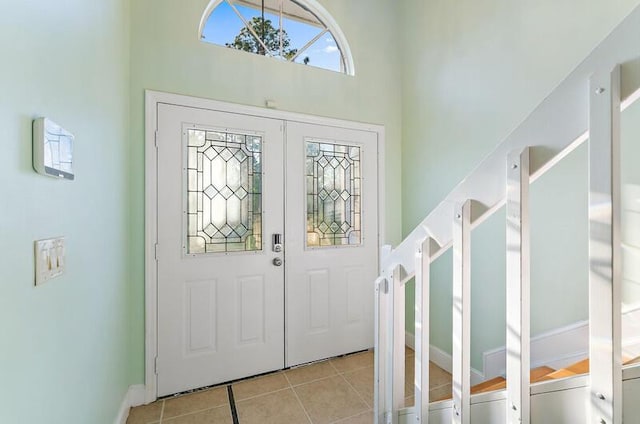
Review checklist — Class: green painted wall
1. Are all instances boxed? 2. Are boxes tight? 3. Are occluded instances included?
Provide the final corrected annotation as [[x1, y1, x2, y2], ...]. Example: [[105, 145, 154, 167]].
[[400, 0, 640, 372], [0, 1, 131, 423], [128, 0, 403, 383]]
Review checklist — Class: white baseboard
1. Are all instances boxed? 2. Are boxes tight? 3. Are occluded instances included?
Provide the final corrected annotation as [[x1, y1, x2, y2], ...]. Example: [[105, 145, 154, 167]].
[[405, 331, 484, 385], [114, 385, 146, 424], [405, 331, 415, 351], [428, 344, 452, 375], [129, 385, 147, 407]]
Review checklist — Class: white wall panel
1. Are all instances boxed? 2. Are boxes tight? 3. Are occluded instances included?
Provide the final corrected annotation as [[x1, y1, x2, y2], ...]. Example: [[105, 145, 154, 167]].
[[623, 377, 640, 421], [531, 386, 589, 424]]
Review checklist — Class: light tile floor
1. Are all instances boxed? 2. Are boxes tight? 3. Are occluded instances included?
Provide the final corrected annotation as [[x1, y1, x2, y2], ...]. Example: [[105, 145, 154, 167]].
[[127, 348, 452, 424]]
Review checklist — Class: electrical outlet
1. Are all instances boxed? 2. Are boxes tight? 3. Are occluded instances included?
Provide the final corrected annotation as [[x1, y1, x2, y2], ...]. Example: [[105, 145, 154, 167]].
[[34, 237, 65, 286]]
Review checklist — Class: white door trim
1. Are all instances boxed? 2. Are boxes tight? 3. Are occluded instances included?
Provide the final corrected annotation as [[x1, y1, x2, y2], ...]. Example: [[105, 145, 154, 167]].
[[144, 90, 386, 403]]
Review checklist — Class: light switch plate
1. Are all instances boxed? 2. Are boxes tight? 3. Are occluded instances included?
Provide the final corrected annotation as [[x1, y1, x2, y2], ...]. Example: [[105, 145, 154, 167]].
[[34, 237, 65, 286]]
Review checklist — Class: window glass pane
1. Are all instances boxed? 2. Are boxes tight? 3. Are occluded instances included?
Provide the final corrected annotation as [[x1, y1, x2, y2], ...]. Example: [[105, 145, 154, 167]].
[[201, 2, 246, 46], [201, 0, 348, 73], [187, 129, 263, 254], [293, 32, 341, 72], [281, 0, 323, 58], [306, 139, 361, 248]]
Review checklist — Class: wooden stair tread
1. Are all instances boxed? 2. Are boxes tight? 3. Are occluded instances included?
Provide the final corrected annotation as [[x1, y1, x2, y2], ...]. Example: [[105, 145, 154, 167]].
[[475, 380, 506, 394], [530, 366, 555, 382], [471, 366, 556, 394], [433, 393, 453, 402], [565, 358, 589, 374], [538, 359, 589, 382], [470, 377, 505, 393], [624, 356, 640, 366]]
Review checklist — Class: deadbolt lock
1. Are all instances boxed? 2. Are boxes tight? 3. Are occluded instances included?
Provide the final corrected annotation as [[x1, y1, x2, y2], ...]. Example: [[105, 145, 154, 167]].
[[272, 233, 283, 253]]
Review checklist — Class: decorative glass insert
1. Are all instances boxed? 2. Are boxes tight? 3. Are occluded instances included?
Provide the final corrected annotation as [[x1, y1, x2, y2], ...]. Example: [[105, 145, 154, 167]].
[[200, 0, 352, 74], [306, 140, 361, 247], [186, 129, 262, 254]]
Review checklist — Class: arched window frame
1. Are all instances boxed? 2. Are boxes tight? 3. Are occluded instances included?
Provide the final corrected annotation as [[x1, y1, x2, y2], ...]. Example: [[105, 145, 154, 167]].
[[198, 0, 355, 76]]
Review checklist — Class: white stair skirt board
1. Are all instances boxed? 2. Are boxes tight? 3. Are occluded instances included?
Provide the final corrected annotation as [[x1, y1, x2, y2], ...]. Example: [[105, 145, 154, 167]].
[[405, 331, 485, 386], [114, 385, 146, 424]]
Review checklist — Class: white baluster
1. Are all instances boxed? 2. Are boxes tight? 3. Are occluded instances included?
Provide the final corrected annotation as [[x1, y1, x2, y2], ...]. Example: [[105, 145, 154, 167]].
[[392, 265, 406, 420], [506, 148, 531, 424], [415, 238, 438, 423], [589, 66, 622, 424], [453, 201, 472, 424], [375, 274, 389, 424]]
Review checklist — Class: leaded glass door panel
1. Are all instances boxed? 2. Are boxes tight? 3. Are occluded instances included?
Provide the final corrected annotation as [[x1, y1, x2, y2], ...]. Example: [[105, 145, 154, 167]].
[[285, 121, 378, 367], [156, 104, 284, 396]]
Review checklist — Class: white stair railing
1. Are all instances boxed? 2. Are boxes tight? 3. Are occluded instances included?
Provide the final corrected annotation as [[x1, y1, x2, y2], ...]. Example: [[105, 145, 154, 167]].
[[374, 4, 640, 424]]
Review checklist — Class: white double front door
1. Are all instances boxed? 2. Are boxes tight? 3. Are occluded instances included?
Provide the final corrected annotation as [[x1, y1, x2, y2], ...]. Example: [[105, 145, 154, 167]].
[[155, 103, 378, 396]]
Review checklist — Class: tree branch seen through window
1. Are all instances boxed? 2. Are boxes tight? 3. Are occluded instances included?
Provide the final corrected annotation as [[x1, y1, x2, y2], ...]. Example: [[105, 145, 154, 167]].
[[226, 17, 309, 63]]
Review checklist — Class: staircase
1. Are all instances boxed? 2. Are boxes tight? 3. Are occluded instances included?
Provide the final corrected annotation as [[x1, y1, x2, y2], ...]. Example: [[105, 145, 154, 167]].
[[373, 5, 640, 424]]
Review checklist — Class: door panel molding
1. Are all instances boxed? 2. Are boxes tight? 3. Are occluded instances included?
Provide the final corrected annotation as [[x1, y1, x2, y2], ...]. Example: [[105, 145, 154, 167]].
[[145, 90, 385, 402]]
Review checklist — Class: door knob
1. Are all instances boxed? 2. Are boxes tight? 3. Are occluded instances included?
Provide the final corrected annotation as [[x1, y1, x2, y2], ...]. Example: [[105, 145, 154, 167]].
[[273, 258, 283, 266]]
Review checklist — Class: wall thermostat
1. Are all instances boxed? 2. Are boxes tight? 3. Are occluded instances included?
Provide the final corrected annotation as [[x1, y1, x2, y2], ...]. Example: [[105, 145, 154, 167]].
[[33, 117, 75, 180]]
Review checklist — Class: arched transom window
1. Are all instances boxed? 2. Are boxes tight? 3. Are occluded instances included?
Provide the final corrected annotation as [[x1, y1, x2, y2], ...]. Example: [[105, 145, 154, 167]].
[[199, 0, 354, 75]]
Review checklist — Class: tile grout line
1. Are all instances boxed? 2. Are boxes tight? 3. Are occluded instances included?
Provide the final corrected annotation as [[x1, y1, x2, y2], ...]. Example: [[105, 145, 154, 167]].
[[159, 400, 165, 423], [339, 374, 372, 410], [286, 366, 339, 388], [283, 370, 314, 424], [328, 409, 372, 424], [232, 386, 291, 403], [227, 385, 240, 424], [330, 361, 372, 410], [159, 404, 230, 421], [290, 374, 334, 387], [231, 364, 372, 404]]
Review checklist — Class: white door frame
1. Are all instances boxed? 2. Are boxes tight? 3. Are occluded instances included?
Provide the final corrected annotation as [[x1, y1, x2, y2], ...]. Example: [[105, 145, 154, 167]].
[[144, 90, 386, 403]]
